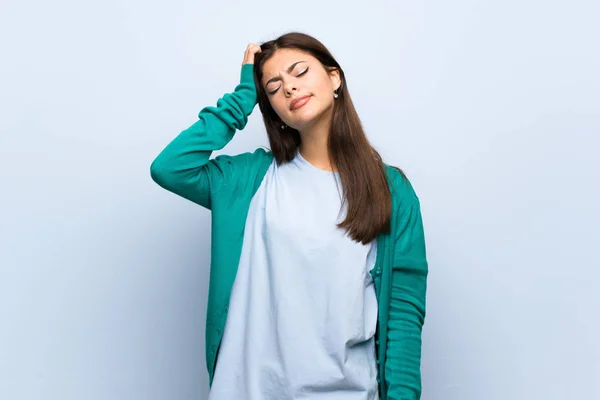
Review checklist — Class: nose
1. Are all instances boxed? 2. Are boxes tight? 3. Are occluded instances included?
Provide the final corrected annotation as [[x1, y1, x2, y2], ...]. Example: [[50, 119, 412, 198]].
[[283, 81, 298, 96]]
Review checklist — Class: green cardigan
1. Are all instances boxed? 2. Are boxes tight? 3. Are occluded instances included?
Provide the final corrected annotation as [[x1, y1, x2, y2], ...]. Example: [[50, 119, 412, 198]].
[[150, 63, 429, 400]]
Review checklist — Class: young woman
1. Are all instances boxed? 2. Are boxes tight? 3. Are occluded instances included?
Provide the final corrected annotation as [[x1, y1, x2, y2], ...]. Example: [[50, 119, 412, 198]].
[[150, 32, 428, 400]]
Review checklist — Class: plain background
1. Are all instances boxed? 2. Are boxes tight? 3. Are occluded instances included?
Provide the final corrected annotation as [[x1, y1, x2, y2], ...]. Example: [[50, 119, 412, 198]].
[[1, 0, 598, 399]]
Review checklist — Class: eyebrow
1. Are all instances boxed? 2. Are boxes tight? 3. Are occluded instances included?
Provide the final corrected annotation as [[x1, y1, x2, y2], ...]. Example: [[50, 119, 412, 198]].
[[264, 61, 307, 86]]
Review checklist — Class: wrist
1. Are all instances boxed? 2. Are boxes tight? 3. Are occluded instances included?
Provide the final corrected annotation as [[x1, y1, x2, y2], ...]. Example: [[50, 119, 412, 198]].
[[240, 63, 255, 84]]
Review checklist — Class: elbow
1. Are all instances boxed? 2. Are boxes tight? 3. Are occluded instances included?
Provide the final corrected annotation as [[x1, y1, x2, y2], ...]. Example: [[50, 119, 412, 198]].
[[150, 157, 170, 187]]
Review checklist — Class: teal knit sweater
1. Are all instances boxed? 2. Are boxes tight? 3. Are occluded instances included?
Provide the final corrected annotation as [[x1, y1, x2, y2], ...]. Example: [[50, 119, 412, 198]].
[[150, 63, 429, 399]]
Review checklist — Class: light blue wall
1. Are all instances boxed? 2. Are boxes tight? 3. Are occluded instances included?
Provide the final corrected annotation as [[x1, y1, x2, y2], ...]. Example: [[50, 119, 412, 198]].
[[1, 0, 598, 399]]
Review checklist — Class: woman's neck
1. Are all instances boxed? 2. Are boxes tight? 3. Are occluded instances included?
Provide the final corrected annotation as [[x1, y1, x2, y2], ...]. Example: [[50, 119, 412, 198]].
[[298, 136, 336, 172]]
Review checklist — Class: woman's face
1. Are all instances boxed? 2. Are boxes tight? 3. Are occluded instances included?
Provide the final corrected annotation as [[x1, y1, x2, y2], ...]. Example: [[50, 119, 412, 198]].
[[260, 48, 340, 131]]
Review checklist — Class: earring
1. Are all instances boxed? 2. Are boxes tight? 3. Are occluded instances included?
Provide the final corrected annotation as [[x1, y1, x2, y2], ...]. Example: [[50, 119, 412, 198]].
[[281, 123, 287, 129], [333, 90, 339, 99]]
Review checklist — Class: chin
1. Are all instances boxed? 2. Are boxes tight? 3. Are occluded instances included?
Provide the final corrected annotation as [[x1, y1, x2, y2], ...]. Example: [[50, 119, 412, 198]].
[[289, 107, 325, 130], [291, 118, 319, 132]]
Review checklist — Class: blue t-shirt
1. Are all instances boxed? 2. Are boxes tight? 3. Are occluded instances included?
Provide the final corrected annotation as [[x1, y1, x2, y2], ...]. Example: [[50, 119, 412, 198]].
[[209, 149, 379, 400]]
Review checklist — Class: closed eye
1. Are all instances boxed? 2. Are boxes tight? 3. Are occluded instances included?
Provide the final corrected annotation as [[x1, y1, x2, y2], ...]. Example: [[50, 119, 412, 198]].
[[267, 68, 309, 95]]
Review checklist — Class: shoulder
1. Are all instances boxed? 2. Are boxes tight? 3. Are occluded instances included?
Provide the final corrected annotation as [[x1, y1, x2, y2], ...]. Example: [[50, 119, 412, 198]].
[[207, 148, 274, 188], [212, 147, 273, 166], [384, 164, 421, 211]]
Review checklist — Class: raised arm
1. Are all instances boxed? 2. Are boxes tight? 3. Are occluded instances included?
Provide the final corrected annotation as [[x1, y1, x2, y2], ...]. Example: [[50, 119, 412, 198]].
[[149, 62, 259, 209]]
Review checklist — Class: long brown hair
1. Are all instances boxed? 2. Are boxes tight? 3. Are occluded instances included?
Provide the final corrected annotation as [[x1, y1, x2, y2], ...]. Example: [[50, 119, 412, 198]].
[[253, 32, 401, 245]]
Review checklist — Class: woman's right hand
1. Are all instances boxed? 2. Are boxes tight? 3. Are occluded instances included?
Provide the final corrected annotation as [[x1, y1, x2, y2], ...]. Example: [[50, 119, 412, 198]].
[[242, 43, 262, 66]]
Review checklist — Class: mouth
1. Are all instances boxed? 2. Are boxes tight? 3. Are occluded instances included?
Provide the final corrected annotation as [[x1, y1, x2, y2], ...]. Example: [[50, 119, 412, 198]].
[[290, 95, 312, 111]]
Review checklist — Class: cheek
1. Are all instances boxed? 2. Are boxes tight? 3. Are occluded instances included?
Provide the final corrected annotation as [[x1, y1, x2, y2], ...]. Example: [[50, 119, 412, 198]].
[[268, 97, 288, 117], [274, 98, 288, 114], [311, 78, 332, 97]]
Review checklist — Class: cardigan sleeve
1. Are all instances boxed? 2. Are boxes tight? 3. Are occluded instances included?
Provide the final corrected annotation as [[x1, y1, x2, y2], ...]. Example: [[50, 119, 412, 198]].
[[150, 64, 258, 210], [385, 180, 429, 399]]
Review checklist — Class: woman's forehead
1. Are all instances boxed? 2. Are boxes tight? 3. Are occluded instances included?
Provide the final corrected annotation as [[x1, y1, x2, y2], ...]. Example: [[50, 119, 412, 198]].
[[263, 49, 314, 71]]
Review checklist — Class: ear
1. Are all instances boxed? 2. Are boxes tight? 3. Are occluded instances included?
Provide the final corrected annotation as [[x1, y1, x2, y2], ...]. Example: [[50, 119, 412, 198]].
[[329, 68, 342, 91]]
